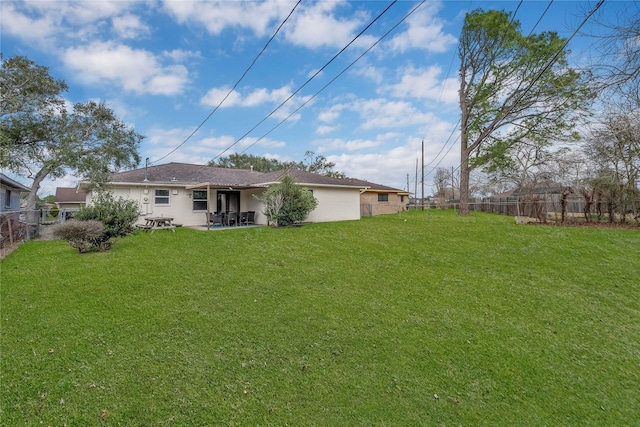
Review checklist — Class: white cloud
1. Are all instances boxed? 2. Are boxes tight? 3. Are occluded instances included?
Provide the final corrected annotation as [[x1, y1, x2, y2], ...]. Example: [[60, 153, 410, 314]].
[[2, 1, 139, 46], [352, 98, 434, 130], [162, 0, 295, 37], [315, 137, 381, 152], [382, 65, 459, 105], [0, 3, 57, 46], [62, 41, 189, 95], [284, 1, 373, 49], [387, 3, 457, 53], [143, 126, 288, 165], [352, 64, 385, 85], [201, 85, 293, 108], [163, 49, 201, 62], [317, 104, 346, 123], [328, 131, 460, 191], [112, 14, 150, 39], [315, 125, 339, 135], [199, 85, 311, 123]]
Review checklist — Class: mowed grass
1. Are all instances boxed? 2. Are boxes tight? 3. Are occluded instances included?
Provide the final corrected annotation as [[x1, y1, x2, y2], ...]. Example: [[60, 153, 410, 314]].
[[1, 210, 638, 425]]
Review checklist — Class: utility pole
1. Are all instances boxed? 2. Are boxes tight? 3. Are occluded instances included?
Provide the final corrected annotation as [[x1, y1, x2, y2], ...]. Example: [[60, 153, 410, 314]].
[[451, 166, 454, 201], [414, 158, 418, 210], [421, 139, 425, 210]]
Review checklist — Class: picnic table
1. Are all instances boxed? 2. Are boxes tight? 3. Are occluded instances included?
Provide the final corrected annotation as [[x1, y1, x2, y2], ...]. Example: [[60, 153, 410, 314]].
[[139, 216, 176, 233]]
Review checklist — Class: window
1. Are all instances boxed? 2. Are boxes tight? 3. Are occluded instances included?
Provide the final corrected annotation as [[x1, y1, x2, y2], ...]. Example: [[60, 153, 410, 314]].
[[193, 190, 208, 211], [155, 189, 170, 205], [400, 195, 405, 203], [378, 193, 389, 202], [4, 189, 11, 208]]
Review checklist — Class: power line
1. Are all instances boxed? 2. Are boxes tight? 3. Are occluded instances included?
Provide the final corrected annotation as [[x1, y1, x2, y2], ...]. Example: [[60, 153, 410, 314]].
[[239, 1, 427, 156], [151, 0, 302, 164], [528, 0, 554, 36], [211, 0, 398, 161]]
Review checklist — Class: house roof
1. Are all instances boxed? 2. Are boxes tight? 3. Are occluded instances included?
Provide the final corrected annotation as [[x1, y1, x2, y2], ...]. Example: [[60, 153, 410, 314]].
[[101, 162, 402, 192], [0, 173, 31, 192], [254, 169, 364, 188], [341, 177, 409, 194], [55, 187, 87, 203], [108, 162, 258, 187]]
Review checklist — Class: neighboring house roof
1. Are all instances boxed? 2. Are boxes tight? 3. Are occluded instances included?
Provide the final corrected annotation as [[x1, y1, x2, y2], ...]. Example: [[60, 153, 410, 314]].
[[55, 187, 87, 204], [0, 173, 31, 192], [511, 186, 565, 196], [492, 189, 516, 198]]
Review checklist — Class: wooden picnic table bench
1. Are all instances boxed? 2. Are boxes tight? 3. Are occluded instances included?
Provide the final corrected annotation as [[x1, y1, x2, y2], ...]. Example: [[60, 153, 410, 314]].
[[141, 217, 176, 233]]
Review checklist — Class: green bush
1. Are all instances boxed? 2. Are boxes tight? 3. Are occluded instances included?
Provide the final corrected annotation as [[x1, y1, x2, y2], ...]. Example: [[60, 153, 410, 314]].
[[49, 206, 59, 218], [255, 174, 318, 227], [51, 220, 110, 253], [74, 191, 140, 239]]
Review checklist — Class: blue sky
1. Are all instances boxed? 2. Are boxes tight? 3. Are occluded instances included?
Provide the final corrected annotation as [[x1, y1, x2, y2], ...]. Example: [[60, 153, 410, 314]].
[[1, 0, 622, 195]]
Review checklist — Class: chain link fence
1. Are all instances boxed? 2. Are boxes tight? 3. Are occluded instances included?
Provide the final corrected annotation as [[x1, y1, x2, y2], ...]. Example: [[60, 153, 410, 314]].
[[1, 208, 80, 258]]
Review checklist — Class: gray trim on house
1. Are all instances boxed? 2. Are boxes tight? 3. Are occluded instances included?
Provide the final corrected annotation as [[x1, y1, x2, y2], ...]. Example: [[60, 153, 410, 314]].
[[0, 173, 31, 192]]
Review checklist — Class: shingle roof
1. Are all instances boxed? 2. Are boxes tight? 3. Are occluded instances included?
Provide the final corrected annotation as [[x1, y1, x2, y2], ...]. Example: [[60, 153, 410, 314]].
[[341, 177, 408, 193], [109, 162, 261, 186], [107, 162, 403, 191], [253, 169, 364, 188]]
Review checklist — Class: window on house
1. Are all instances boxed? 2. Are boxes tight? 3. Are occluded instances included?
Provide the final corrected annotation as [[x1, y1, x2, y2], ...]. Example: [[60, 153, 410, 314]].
[[378, 193, 389, 202], [155, 189, 170, 205], [400, 195, 405, 203], [193, 190, 208, 211], [4, 189, 11, 208]]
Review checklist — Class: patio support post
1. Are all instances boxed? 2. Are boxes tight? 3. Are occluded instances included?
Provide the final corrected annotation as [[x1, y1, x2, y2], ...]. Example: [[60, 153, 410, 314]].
[[207, 183, 211, 229]]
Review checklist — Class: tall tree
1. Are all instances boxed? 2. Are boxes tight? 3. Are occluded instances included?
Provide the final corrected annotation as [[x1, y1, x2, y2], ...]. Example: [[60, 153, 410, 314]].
[[1, 56, 143, 209], [457, 9, 592, 215]]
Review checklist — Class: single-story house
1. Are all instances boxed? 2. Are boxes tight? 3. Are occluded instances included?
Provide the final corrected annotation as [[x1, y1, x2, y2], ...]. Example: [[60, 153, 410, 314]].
[[343, 177, 410, 217], [55, 187, 87, 210], [1, 173, 30, 212], [79, 162, 398, 227]]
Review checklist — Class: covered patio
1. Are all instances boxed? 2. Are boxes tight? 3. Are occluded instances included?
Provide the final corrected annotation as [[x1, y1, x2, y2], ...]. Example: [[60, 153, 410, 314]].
[[185, 182, 265, 229]]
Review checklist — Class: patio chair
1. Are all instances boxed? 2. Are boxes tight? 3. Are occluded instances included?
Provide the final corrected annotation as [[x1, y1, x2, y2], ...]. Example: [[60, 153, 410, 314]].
[[207, 212, 223, 228], [243, 211, 255, 225], [226, 212, 238, 226]]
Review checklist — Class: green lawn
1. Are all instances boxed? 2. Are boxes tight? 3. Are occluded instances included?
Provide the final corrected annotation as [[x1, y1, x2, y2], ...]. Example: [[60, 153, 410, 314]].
[[1, 210, 639, 425]]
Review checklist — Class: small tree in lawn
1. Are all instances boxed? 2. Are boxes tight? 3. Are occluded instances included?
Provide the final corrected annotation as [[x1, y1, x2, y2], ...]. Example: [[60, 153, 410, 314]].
[[256, 174, 318, 227]]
